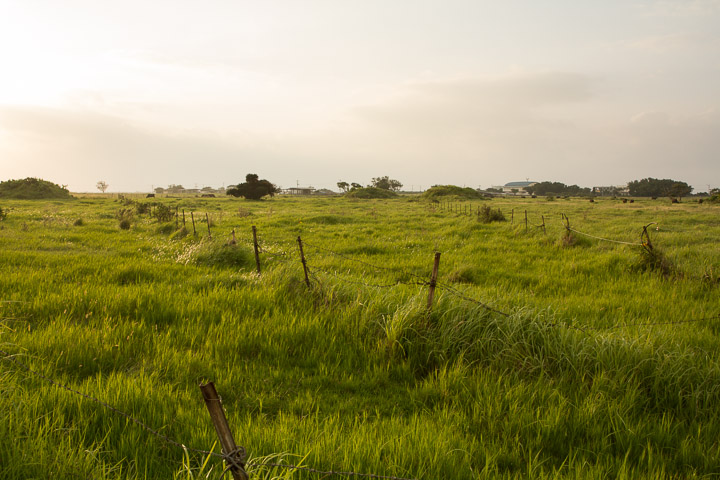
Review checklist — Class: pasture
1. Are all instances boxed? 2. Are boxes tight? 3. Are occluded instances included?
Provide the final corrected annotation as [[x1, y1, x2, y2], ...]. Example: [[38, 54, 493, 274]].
[[1, 194, 719, 479]]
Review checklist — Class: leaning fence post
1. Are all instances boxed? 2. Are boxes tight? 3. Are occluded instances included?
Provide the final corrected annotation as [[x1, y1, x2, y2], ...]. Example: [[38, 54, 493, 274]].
[[199, 382, 248, 480], [427, 252, 441, 310], [205, 213, 212, 238], [297, 236, 310, 288], [252, 225, 261, 274], [191, 212, 197, 236]]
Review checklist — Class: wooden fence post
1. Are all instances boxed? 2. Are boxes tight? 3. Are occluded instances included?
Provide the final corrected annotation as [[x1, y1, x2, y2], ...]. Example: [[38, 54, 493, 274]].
[[252, 225, 261, 274], [297, 236, 310, 288], [182, 209, 186, 226], [206, 213, 212, 238], [542, 215, 546, 234], [511, 209, 514, 225], [191, 212, 197, 236], [175, 206, 179, 229], [427, 252, 441, 310], [199, 382, 248, 480], [524, 210, 528, 232]]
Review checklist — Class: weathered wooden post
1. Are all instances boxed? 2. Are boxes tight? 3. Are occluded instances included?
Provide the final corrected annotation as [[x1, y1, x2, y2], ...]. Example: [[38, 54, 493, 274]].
[[427, 252, 441, 310], [191, 212, 197, 236], [205, 213, 212, 238], [524, 210, 528, 232], [511, 209, 514, 225], [297, 236, 310, 288], [542, 215, 546, 234], [175, 206, 179, 229], [252, 225, 261, 274], [199, 382, 248, 480], [182, 209, 186, 226]]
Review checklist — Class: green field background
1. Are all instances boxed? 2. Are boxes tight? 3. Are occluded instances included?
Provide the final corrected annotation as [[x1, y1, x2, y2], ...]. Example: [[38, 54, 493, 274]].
[[1, 195, 719, 479]]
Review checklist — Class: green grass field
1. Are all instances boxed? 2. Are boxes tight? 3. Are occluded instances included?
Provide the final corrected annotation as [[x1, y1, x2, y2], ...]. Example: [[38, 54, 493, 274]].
[[1, 194, 719, 479]]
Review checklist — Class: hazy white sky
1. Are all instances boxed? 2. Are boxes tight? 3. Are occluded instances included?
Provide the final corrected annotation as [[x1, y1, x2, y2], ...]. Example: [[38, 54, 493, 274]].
[[1, 0, 718, 192]]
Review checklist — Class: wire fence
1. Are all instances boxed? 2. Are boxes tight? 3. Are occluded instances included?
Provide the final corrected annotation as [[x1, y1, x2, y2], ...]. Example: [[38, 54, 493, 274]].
[[0, 347, 420, 480], [3, 207, 718, 478]]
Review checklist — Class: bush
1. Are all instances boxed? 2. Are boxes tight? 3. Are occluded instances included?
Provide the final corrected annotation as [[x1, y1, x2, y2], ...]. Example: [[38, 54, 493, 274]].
[[478, 205, 505, 223], [73, 218, 84, 226], [119, 219, 131, 230], [344, 187, 398, 199], [422, 185, 483, 200], [152, 204, 175, 222], [0, 178, 73, 199], [135, 202, 151, 215], [0, 207, 6, 221]]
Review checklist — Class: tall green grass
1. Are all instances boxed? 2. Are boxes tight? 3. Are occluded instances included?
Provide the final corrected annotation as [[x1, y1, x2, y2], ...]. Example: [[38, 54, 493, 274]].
[[1, 195, 719, 479]]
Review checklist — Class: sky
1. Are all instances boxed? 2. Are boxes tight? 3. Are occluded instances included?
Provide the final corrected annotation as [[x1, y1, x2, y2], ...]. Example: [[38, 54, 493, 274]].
[[1, 0, 719, 193]]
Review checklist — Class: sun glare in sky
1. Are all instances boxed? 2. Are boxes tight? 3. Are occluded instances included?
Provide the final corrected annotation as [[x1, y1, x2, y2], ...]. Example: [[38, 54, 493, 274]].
[[1, 0, 718, 192]]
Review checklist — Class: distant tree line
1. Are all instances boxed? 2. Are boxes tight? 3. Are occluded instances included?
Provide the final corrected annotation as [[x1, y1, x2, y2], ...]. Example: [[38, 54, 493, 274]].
[[523, 182, 591, 196], [627, 178, 692, 198], [337, 176, 403, 193]]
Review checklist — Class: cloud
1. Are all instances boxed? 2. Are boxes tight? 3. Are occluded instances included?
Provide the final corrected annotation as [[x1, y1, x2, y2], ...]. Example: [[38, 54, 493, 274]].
[[0, 106, 286, 190], [353, 72, 594, 139], [625, 33, 706, 52], [641, 0, 720, 17]]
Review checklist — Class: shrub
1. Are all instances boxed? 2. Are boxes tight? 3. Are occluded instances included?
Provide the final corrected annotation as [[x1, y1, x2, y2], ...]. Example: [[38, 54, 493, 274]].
[[0, 207, 6, 221], [422, 185, 483, 200], [152, 204, 175, 222], [135, 202, 151, 215], [119, 219, 131, 230], [478, 205, 505, 223], [0, 178, 73, 199], [73, 218, 84, 226]]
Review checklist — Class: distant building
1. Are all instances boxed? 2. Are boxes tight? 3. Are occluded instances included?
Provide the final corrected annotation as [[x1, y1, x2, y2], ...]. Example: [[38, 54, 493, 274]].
[[283, 187, 315, 195], [491, 181, 537, 195]]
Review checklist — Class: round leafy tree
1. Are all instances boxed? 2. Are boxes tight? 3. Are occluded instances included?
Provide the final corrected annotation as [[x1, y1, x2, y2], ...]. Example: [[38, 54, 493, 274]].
[[226, 174, 278, 200]]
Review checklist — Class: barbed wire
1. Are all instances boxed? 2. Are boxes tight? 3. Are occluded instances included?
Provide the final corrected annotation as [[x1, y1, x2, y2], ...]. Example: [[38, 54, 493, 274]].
[[0, 347, 220, 459], [308, 265, 429, 289], [566, 227, 644, 246], [596, 314, 720, 332], [302, 240, 428, 282], [433, 282, 510, 317], [0, 347, 420, 480], [246, 461, 419, 480]]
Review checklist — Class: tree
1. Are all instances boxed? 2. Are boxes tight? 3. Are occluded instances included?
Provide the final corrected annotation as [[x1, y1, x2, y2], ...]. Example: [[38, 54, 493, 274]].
[[524, 181, 590, 196], [627, 178, 692, 197], [226, 173, 278, 200], [350, 182, 362, 190], [96, 181, 109, 193], [371, 176, 403, 191], [337, 181, 350, 193], [667, 182, 693, 200]]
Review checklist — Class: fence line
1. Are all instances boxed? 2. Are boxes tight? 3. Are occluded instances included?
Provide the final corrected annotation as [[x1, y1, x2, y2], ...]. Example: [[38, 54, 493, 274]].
[[566, 227, 643, 246], [0, 347, 420, 480]]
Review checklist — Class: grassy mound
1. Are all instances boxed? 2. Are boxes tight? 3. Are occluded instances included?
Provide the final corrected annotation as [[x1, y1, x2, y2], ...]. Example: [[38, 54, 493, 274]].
[[344, 187, 398, 199], [422, 185, 483, 200], [0, 178, 73, 199]]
